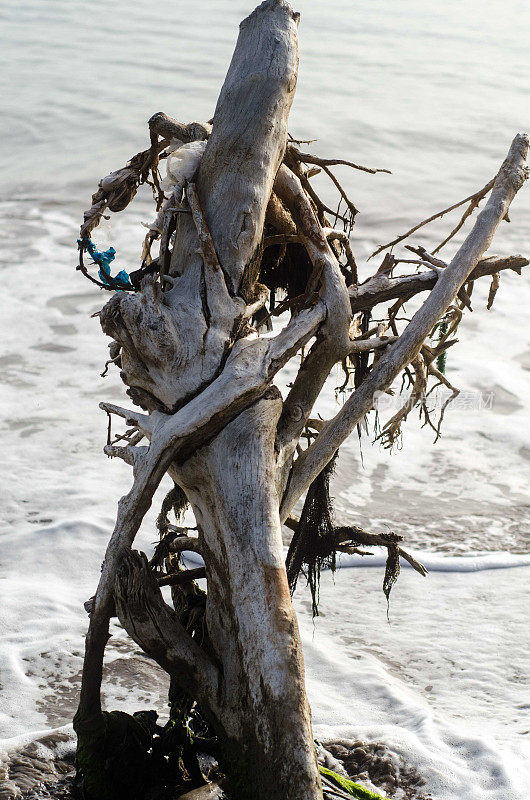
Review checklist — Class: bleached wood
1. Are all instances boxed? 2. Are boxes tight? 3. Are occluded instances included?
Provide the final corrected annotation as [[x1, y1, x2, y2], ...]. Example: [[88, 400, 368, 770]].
[[114, 551, 221, 709], [348, 335, 398, 353], [77, 6, 325, 797], [280, 134, 529, 521], [273, 166, 351, 461], [98, 402, 154, 432], [76, 1, 529, 795], [167, 535, 202, 555], [148, 111, 211, 143], [349, 253, 529, 314], [174, 393, 321, 799], [190, 0, 299, 295]]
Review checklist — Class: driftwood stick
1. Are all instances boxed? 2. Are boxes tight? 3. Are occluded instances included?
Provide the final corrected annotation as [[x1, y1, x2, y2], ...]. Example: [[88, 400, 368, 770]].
[[405, 244, 448, 269], [323, 227, 358, 283], [369, 176, 495, 260], [432, 180, 495, 254], [289, 145, 391, 175], [274, 165, 351, 453], [99, 402, 155, 434], [149, 530, 201, 569], [348, 335, 398, 353], [168, 536, 202, 555], [148, 112, 211, 143], [301, 158, 359, 218], [104, 443, 148, 470], [487, 272, 501, 309], [281, 134, 528, 521], [274, 167, 351, 333], [349, 254, 528, 314], [76, 442, 177, 719], [158, 566, 207, 586], [285, 154, 350, 225], [193, 0, 299, 296]]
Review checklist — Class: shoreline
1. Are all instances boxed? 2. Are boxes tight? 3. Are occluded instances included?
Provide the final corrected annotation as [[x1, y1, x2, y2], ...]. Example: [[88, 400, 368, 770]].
[[0, 730, 431, 800]]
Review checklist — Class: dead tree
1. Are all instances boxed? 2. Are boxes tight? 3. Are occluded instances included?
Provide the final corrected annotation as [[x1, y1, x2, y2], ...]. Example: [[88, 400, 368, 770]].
[[72, 2, 529, 798]]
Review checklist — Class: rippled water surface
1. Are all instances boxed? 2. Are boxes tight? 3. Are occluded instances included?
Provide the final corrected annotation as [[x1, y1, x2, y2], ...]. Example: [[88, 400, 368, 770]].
[[1, 0, 529, 218]]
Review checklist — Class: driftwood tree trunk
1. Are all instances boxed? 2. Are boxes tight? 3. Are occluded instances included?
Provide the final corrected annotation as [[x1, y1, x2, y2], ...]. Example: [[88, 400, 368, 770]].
[[175, 395, 318, 797], [73, 1, 529, 798]]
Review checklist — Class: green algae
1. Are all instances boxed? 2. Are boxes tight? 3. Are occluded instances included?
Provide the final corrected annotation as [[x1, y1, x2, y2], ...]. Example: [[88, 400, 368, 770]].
[[319, 765, 390, 800]]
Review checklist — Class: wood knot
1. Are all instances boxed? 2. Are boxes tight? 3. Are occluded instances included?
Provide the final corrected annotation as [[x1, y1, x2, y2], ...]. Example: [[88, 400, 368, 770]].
[[288, 404, 303, 421], [264, 385, 282, 401]]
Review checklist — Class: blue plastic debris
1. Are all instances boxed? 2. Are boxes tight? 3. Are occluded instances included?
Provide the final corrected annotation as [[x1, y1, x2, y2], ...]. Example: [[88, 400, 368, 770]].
[[78, 236, 134, 290]]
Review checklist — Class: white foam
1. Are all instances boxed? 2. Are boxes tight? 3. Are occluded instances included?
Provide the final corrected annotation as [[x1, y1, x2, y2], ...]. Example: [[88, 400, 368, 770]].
[[296, 563, 530, 800], [335, 550, 530, 572]]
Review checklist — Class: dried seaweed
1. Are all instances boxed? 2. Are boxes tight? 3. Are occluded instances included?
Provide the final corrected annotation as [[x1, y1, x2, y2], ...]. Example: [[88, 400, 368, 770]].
[[286, 453, 338, 616]]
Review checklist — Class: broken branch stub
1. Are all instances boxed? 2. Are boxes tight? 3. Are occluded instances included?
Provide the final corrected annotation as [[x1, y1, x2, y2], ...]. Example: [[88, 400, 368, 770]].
[[175, 0, 300, 297]]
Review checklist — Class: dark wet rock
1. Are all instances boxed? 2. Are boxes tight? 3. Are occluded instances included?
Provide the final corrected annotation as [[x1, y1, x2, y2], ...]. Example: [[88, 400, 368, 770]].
[[323, 738, 433, 800], [2, 733, 433, 800], [0, 732, 76, 800]]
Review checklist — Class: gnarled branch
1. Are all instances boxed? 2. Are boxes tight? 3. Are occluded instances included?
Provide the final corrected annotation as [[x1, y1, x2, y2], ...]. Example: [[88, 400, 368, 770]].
[[274, 165, 352, 456], [349, 253, 529, 314], [115, 551, 219, 710], [281, 134, 529, 521]]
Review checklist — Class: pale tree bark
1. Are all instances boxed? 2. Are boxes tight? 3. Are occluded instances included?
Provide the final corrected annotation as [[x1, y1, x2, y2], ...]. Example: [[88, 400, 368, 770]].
[[73, 1, 529, 798], [174, 393, 319, 797]]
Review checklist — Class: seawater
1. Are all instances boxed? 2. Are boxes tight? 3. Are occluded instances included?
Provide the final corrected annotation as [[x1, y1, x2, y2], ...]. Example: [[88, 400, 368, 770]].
[[0, 2, 529, 798]]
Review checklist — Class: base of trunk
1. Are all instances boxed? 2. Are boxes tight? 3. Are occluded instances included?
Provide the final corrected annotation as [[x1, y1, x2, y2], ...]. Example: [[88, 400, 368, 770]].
[[174, 393, 322, 800]]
